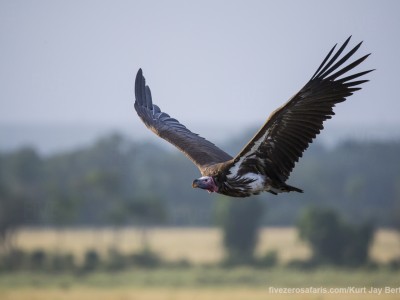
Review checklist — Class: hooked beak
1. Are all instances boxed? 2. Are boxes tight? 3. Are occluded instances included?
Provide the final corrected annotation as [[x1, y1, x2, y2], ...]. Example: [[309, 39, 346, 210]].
[[191, 177, 218, 193], [192, 178, 208, 189], [192, 179, 199, 188]]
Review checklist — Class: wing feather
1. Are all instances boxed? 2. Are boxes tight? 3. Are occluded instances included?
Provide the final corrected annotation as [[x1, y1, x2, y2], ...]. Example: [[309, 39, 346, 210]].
[[229, 37, 374, 181], [134, 69, 233, 173]]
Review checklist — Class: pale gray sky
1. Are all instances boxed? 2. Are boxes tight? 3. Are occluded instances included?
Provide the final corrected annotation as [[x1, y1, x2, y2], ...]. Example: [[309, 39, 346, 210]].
[[0, 0, 399, 151]]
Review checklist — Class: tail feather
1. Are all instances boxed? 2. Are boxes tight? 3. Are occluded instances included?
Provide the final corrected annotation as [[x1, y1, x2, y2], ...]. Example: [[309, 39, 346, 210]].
[[285, 184, 303, 193], [268, 183, 303, 195]]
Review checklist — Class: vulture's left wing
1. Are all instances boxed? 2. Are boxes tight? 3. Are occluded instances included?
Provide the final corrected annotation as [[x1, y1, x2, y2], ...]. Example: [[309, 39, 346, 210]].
[[229, 36, 374, 182], [134, 69, 233, 173]]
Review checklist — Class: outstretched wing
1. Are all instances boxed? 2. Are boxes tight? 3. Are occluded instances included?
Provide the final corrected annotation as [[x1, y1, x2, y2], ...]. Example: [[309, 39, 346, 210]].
[[134, 69, 233, 173], [229, 36, 374, 182]]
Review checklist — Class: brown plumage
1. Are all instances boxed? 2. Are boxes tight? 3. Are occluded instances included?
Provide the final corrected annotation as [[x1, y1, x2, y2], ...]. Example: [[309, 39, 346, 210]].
[[134, 36, 373, 197]]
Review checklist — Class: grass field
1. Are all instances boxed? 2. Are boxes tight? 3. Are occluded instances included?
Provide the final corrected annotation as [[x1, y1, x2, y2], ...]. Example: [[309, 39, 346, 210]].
[[1, 288, 400, 300], [2, 227, 399, 300], [13, 227, 400, 264], [1, 267, 400, 300]]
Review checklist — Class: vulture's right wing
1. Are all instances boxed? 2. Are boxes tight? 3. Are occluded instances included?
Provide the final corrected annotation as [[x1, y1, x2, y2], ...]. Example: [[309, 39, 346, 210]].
[[134, 69, 233, 173], [228, 36, 373, 183]]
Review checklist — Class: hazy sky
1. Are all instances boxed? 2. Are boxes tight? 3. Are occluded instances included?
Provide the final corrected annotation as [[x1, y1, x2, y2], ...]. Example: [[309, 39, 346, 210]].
[[1, 0, 399, 148]]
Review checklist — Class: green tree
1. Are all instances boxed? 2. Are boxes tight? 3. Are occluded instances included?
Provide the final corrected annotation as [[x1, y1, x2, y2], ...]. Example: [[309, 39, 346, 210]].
[[0, 148, 40, 252], [105, 195, 165, 253], [47, 191, 79, 254], [127, 196, 166, 249], [215, 196, 264, 264], [297, 207, 374, 266], [0, 187, 33, 252], [391, 176, 400, 262]]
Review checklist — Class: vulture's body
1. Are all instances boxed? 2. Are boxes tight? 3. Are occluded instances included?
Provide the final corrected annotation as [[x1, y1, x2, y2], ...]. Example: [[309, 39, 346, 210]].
[[134, 37, 373, 198]]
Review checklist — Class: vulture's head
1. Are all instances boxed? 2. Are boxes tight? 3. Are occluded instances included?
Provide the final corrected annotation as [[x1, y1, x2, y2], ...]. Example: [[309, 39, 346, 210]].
[[192, 176, 218, 193]]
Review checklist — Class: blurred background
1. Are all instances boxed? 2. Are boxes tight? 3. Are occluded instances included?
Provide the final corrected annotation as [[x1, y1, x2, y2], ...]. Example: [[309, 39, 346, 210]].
[[1, 0, 400, 299]]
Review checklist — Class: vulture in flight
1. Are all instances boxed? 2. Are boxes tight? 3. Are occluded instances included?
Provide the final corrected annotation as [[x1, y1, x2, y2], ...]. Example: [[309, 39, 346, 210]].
[[134, 37, 373, 198]]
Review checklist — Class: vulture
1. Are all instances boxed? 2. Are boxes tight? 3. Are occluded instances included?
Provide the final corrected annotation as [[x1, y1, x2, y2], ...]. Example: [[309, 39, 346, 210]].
[[134, 37, 373, 198]]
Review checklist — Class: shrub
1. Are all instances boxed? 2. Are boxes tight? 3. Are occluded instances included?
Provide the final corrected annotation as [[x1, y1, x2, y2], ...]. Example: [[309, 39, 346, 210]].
[[81, 249, 100, 271], [170, 258, 191, 268], [29, 249, 47, 270], [388, 258, 400, 271], [286, 258, 318, 270], [131, 248, 161, 267], [257, 250, 278, 268], [0, 249, 28, 271], [50, 253, 75, 272], [106, 248, 127, 271]]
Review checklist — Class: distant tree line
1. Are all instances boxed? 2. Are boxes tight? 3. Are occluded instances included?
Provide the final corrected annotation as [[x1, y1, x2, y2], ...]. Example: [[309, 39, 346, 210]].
[[1, 132, 400, 248]]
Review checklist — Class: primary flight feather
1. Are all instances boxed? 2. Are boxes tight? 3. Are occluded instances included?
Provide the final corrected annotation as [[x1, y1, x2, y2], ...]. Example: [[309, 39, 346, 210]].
[[134, 36, 373, 198]]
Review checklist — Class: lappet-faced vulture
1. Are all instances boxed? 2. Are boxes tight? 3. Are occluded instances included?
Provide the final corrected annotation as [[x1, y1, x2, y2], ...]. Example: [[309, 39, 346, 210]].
[[134, 37, 373, 197]]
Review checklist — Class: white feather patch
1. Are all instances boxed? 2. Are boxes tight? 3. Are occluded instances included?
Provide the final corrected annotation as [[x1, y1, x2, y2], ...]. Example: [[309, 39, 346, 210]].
[[228, 129, 271, 178], [244, 173, 266, 191]]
